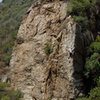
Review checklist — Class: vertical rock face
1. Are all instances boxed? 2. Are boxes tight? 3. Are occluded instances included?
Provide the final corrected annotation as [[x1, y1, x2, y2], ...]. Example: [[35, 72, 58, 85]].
[[10, 1, 94, 100]]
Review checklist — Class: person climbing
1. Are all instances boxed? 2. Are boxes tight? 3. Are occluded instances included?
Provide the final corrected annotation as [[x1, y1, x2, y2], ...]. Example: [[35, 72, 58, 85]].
[[68, 47, 74, 57]]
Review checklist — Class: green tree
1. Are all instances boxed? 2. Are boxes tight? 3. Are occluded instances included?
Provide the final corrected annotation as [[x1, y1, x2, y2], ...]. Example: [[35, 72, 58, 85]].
[[85, 36, 100, 83], [77, 36, 100, 100]]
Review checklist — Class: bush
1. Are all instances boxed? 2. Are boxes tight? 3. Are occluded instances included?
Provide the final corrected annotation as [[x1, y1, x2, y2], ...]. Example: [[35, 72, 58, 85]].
[[87, 36, 100, 54], [85, 53, 100, 70], [0, 82, 10, 90], [2, 55, 12, 65], [76, 97, 89, 100], [85, 36, 100, 83], [77, 77, 100, 100], [76, 87, 100, 100], [95, 35, 100, 42], [89, 42, 100, 53], [89, 86, 100, 100], [44, 43, 53, 56], [0, 82, 23, 100], [1, 96, 10, 100]]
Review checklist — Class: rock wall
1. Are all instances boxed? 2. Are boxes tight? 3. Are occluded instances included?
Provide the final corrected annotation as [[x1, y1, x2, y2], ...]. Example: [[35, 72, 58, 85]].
[[10, 1, 94, 100]]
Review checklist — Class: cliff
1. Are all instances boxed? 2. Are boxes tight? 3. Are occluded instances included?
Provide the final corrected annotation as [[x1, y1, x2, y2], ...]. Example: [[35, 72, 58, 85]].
[[9, 1, 98, 100]]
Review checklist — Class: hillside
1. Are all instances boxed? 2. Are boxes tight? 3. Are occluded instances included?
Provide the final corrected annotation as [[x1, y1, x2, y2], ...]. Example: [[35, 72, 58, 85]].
[[0, 0, 35, 67]]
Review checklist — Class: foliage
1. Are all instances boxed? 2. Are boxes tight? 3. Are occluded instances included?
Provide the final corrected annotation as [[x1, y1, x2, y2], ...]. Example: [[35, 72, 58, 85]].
[[77, 36, 100, 100], [76, 87, 100, 100], [67, 0, 97, 31], [68, 0, 96, 16], [89, 86, 100, 100], [77, 77, 100, 100], [0, 82, 10, 90], [1, 96, 10, 100], [95, 35, 100, 42], [76, 97, 89, 100], [89, 42, 100, 53], [45, 43, 53, 56], [85, 36, 100, 81], [85, 53, 100, 77], [0, 82, 23, 100]]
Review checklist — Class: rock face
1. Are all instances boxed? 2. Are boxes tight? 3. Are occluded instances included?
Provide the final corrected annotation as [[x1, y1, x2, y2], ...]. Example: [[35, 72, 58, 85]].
[[10, 1, 94, 100]]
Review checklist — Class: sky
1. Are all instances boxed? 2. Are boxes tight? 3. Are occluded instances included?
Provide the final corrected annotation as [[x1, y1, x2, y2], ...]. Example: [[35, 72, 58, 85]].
[[0, 0, 3, 3]]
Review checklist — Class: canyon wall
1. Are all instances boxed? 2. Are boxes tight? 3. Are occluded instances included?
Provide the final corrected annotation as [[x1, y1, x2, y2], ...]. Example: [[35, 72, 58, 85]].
[[10, 1, 94, 100]]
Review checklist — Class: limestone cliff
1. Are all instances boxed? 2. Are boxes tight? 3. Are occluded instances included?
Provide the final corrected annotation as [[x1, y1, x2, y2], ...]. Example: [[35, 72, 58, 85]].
[[10, 1, 95, 100]]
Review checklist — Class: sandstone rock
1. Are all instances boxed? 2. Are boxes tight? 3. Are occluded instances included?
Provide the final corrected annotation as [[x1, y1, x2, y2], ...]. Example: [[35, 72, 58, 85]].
[[10, 1, 93, 100]]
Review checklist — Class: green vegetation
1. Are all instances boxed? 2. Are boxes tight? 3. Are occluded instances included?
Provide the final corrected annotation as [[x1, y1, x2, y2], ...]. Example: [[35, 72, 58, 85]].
[[77, 36, 100, 100], [44, 43, 53, 56], [85, 36, 100, 82], [0, 0, 36, 65], [67, 0, 98, 31], [67, 0, 96, 14], [0, 82, 23, 100], [77, 85, 100, 100]]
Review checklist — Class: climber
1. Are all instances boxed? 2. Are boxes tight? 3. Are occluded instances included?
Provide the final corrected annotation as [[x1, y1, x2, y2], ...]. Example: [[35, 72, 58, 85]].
[[68, 47, 74, 57]]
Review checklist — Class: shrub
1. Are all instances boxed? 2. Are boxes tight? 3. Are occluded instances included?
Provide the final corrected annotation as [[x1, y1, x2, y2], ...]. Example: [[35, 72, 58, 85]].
[[89, 42, 100, 53], [87, 36, 100, 54], [0, 82, 10, 90], [76, 97, 89, 100], [77, 77, 100, 100], [44, 43, 53, 56], [0, 82, 23, 100], [85, 52, 100, 81], [89, 86, 100, 100], [1, 96, 10, 100], [2, 55, 12, 65], [76, 87, 100, 100], [95, 35, 100, 42], [85, 36, 100, 83], [86, 53, 100, 70]]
